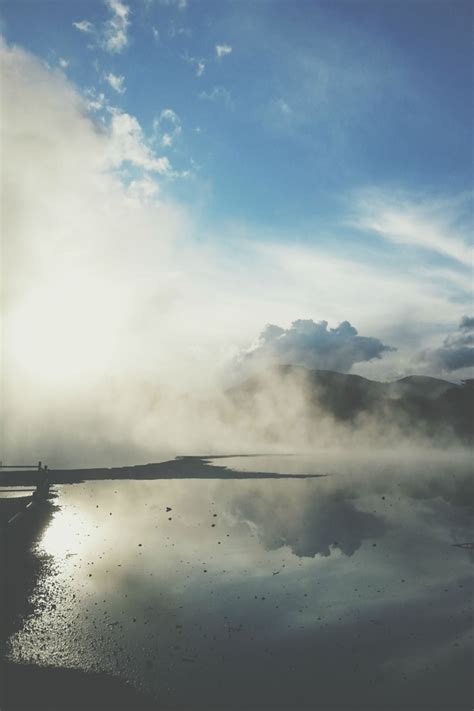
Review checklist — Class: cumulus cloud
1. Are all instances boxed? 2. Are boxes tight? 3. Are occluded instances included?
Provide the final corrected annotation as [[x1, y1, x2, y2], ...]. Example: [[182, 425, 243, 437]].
[[244, 319, 395, 373], [423, 316, 474, 373], [216, 43, 232, 58], [105, 71, 125, 93], [108, 110, 172, 173], [127, 175, 160, 201]]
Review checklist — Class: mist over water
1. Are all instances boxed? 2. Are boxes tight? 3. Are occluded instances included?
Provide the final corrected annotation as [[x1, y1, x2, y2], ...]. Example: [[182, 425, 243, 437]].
[[1, 39, 472, 472], [7, 454, 473, 709], [3, 361, 472, 470], [0, 4, 473, 710]]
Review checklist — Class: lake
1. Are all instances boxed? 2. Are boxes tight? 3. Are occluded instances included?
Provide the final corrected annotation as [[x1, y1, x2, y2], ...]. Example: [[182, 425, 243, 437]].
[[6, 452, 473, 709]]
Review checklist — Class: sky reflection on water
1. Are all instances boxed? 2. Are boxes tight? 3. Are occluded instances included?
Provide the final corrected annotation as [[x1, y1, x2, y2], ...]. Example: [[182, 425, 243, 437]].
[[7, 454, 473, 709]]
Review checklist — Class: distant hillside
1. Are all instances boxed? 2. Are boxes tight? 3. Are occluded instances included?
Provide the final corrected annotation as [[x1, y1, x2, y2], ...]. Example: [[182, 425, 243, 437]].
[[227, 365, 473, 442]]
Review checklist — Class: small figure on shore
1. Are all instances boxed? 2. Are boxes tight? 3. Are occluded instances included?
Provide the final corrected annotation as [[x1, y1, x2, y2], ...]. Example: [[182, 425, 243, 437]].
[[34, 462, 50, 501]]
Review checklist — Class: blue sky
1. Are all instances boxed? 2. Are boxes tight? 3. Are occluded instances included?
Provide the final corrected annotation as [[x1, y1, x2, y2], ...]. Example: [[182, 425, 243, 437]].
[[2, 0, 472, 228], [1, 0, 473, 391]]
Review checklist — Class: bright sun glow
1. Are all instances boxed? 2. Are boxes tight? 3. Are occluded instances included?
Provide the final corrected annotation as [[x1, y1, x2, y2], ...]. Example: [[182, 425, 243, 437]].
[[6, 277, 124, 386], [40, 506, 92, 558]]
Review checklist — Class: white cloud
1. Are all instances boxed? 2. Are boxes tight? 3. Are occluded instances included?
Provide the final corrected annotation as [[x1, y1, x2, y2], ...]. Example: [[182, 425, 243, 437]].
[[153, 108, 182, 147], [73, 19, 94, 34], [199, 86, 232, 107], [104, 0, 130, 53], [84, 88, 107, 112], [59, 57, 69, 69], [160, 108, 179, 123], [152, 25, 160, 42], [351, 190, 472, 267], [73, 1, 130, 54], [216, 43, 232, 58], [182, 53, 205, 77], [1, 40, 186, 393], [105, 71, 126, 93], [109, 110, 172, 173], [127, 175, 160, 201]]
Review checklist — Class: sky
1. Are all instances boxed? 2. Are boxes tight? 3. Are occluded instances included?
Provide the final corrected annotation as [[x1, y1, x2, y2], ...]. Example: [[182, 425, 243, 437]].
[[0, 0, 473, 461]]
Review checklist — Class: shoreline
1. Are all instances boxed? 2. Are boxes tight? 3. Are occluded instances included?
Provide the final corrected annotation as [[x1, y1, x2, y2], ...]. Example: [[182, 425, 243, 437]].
[[0, 456, 327, 486], [1, 495, 156, 710]]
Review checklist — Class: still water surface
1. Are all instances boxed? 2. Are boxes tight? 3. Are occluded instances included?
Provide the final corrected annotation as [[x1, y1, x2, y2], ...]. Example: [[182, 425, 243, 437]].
[[7, 453, 473, 709]]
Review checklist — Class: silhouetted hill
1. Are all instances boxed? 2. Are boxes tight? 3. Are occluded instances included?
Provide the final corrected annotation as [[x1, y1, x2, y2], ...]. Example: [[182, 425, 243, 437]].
[[227, 366, 472, 442], [387, 375, 456, 400]]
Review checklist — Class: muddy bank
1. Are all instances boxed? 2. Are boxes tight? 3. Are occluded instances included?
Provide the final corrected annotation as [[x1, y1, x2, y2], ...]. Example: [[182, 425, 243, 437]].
[[2, 661, 156, 710], [0, 456, 325, 486], [0, 497, 34, 527], [1, 498, 55, 646]]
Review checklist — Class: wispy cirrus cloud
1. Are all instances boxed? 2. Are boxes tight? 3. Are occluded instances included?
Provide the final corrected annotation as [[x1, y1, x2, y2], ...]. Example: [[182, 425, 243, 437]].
[[350, 190, 473, 267], [182, 53, 205, 77], [168, 23, 191, 39], [199, 86, 233, 108], [72, 19, 94, 34]]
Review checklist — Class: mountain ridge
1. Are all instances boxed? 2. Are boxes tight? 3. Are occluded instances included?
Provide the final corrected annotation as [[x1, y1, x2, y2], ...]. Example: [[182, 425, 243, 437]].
[[226, 365, 472, 441]]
